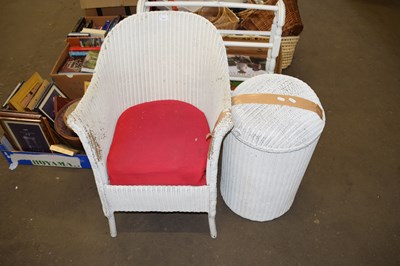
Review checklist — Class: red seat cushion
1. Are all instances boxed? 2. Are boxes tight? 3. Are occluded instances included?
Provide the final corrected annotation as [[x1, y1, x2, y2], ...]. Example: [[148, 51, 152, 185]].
[[107, 100, 210, 186]]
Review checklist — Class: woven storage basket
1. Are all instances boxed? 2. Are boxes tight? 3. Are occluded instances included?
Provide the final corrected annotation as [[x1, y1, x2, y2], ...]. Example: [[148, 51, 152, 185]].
[[239, 0, 303, 36], [221, 74, 325, 221], [223, 34, 300, 69], [280, 35, 299, 69], [196, 7, 239, 30]]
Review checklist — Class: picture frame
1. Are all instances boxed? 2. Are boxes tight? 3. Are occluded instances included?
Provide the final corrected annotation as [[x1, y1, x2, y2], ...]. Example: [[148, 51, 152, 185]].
[[36, 82, 68, 124], [0, 110, 57, 152]]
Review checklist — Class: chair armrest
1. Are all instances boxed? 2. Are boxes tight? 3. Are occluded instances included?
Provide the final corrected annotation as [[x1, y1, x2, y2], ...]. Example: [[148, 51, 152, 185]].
[[67, 82, 119, 185], [206, 110, 234, 185]]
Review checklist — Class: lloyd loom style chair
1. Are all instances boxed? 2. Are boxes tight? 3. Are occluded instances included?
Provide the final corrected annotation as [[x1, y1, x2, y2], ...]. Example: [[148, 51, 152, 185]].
[[67, 12, 233, 238]]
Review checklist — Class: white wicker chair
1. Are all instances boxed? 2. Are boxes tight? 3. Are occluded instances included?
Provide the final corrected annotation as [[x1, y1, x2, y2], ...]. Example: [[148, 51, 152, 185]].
[[67, 11, 233, 238]]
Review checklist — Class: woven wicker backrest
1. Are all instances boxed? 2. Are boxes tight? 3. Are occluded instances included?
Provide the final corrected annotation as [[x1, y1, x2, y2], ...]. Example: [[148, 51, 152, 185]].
[[68, 12, 231, 166]]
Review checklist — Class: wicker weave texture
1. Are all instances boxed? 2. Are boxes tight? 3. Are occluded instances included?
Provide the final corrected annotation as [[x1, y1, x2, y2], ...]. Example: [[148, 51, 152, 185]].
[[196, 7, 239, 30], [240, 0, 303, 36], [222, 35, 299, 69], [67, 12, 233, 238], [221, 73, 325, 221], [281, 35, 299, 68], [221, 133, 319, 221], [105, 185, 210, 212], [231, 74, 325, 152]]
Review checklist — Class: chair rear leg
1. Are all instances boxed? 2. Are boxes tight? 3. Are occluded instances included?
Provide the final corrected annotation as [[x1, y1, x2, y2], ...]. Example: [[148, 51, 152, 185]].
[[108, 213, 117, 237]]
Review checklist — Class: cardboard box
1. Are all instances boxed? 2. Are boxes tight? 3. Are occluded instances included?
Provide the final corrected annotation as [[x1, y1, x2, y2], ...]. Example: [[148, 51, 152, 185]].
[[51, 16, 118, 99], [84, 6, 136, 16], [80, 0, 137, 9], [80, 0, 137, 16], [0, 136, 91, 169], [50, 44, 92, 99]]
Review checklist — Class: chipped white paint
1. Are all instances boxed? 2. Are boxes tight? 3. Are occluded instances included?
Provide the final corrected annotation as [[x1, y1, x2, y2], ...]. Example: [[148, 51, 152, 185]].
[[67, 12, 233, 238]]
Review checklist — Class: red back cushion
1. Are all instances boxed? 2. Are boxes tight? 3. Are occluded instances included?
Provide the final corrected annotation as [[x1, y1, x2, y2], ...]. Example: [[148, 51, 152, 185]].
[[107, 100, 210, 186]]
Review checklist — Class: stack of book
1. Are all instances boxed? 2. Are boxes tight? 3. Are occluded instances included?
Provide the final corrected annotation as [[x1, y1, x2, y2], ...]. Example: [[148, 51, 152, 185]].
[[58, 16, 121, 75], [58, 43, 100, 75], [67, 16, 120, 40]]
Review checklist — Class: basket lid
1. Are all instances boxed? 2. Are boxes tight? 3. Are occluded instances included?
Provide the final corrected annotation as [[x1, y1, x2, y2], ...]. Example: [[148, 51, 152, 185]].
[[231, 74, 325, 152]]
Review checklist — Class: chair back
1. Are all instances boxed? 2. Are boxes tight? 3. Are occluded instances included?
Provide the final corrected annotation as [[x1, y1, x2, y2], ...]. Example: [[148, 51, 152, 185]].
[[91, 11, 231, 128]]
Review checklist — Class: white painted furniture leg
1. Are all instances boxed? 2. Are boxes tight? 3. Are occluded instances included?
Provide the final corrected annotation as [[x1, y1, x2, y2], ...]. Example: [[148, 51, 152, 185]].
[[108, 213, 117, 237], [208, 215, 217, 239]]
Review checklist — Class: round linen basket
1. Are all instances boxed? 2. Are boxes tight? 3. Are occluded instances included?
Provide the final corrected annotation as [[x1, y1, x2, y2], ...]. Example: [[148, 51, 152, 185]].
[[221, 74, 325, 221]]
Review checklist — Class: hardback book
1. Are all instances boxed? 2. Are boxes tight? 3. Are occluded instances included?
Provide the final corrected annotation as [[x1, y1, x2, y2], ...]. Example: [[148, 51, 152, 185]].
[[79, 37, 102, 47], [81, 51, 99, 73], [67, 37, 102, 47], [80, 28, 106, 40], [8, 72, 44, 111], [50, 144, 79, 156], [68, 46, 101, 57], [69, 46, 101, 51], [69, 51, 89, 57], [67, 32, 90, 38], [105, 17, 121, 36], [58, 56, 85, 74]]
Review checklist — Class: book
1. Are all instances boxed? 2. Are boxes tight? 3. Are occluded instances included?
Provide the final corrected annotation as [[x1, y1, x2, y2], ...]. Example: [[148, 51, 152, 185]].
[[69, 51, 89, 57], [227, 55, 267, 79], [66, 37, 102, 47], [101, 20, 111, 30], [80, 27, 106, 40], [58, 56, 85, 74], [8, 72, 44, 111], [53, 96, 71, 116], [67, 32, 90, 38], [68, 46, 101, 57], [50, 144, 79, 156], [25, 80, 50, 111], [2, 81, 24, 109], [69, 46, 101, 51], [105, 17, 121, 36], [84, 20, 93, 29], [81, 51, 99, 73], [80, 37, 102, 47], [70, 17, 86, 33]]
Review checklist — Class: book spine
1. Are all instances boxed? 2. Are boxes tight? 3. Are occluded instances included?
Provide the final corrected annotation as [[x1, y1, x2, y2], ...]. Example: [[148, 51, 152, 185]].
[[69, 51, 89, 57], [69, 46, 101, 51]]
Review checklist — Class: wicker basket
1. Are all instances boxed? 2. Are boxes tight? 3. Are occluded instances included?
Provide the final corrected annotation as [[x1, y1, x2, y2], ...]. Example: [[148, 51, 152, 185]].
[[196, 7, 239, 30], [280, 35, 300, 69], [239, 0, 303, 37], [223, 34, 300, 69]]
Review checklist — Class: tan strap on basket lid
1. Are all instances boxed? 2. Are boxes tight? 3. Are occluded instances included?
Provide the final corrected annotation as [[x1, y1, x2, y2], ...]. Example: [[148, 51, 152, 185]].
[[231, 93, 323, 119]]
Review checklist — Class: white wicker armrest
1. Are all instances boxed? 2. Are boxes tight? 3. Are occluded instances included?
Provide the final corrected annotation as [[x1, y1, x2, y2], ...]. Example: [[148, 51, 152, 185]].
[[206, 110, 233, 185]]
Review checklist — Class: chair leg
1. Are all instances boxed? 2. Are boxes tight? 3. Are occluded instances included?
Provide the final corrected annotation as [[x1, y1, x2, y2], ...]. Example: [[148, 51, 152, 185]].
[[108, 213, 117, 237], [208, 215, 217, 239]]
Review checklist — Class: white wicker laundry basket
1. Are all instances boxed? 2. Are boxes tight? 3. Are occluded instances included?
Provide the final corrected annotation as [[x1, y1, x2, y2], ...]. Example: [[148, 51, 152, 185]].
[[221, 74, 325, 221]]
